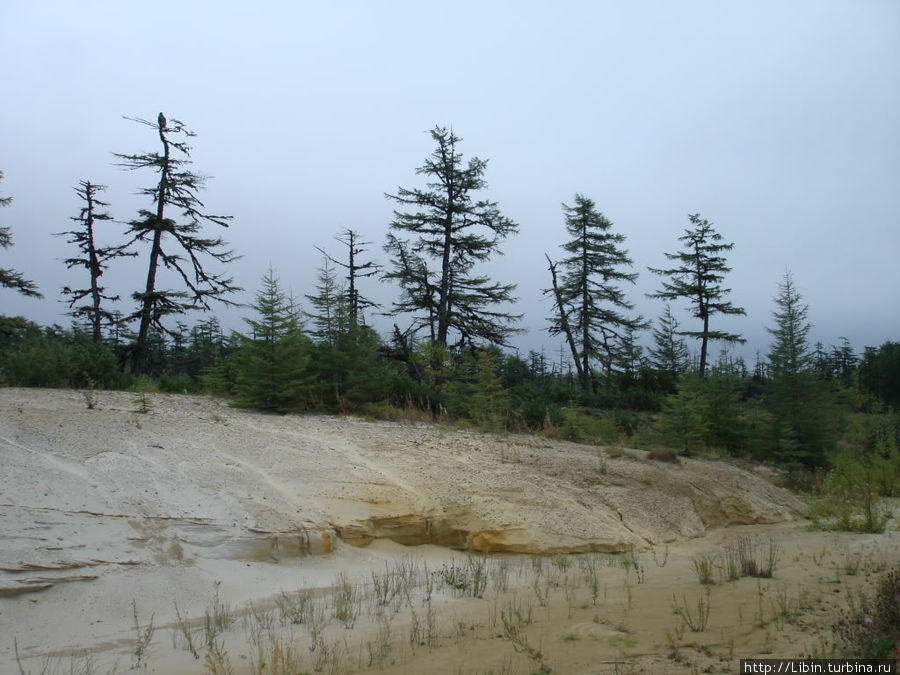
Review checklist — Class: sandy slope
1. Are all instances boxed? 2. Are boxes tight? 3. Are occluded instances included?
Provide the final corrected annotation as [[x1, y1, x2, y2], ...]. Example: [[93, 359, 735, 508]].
[[0, 387, 894, 673]]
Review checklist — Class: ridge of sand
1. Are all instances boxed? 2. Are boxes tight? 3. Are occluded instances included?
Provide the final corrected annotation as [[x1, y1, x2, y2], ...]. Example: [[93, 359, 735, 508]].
[[0, 387, 813, 670]]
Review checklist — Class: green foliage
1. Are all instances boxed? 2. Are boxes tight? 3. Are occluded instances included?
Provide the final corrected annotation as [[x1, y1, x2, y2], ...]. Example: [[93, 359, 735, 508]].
[[231, 269, 312, 413], [702, 371, 747, 452], [309, 325, 406, 411], [383, 126, 520, 348], [860, 341, 900, 410], [764, 371, 839, 468], [810, 448, 893, 533], [557, 407, 620, 444], [648, 304, 690, 379], [762, 274, 840, 468], [115, 114, 239, 374], [0, 329, 127, 389], [659, 375, 709, 455], [648, 213, 745, 376], [0, 171, 42, 299], [766, 272, 812, 377], [469, 349, 508, 431], [157, 372, 195, 393], [832, 568, 900, 659], [546, 193, 643, 391]]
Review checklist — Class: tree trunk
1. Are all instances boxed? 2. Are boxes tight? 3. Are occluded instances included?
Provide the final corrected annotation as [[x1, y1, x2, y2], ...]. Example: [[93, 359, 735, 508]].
[[133, 123, 170, 373], [546, 255, 585, 389], [84, 183, 103, 344]]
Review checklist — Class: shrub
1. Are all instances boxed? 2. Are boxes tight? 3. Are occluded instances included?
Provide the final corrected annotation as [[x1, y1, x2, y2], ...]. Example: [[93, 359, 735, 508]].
[[810, 449, 893, 533], [833, 568, 900, 658]]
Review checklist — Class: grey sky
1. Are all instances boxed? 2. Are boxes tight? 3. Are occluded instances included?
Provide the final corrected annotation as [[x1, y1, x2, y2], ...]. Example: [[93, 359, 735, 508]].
[[2, 0, 898, 363]]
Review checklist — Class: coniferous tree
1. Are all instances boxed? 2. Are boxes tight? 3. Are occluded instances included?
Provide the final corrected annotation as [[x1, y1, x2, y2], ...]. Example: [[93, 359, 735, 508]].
[[305, 259, 349, 345], [115, 114, 240, 373], [58, 180, 136, 343], [764, 272, 836, 467], [648, 304, 691, 376], [767, 272, 811, 378], [315, 228, 380, 326], [383, 126, 520, 349], [860, 342, 900, 410], [660, 375, 709, 455], [232, 268, 310, 412], [545, 194, 644, 392], [0, 170, 41, 299], [648, 213, 745, 377]]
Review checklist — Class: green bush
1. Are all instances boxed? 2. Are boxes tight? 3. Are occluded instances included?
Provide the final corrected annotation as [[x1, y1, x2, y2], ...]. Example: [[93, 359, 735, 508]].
[[810, 449, 893, 533], [157, 373, 197, 393], [0, 335, 75, 387], [832, 568, 900, 658]]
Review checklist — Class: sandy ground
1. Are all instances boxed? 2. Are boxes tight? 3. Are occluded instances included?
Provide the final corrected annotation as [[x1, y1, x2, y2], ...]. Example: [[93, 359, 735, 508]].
[[0, 388, 897, 674]]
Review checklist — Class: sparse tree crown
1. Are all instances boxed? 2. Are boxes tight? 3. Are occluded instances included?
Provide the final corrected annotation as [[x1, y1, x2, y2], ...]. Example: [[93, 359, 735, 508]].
[[115, 114, 240, 372], [383, 126, 520, 349], [648, 213, 745, 376]]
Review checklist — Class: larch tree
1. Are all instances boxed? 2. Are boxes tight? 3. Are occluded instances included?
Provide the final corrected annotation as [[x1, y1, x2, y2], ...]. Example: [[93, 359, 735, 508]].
[[315, 228, 380, 327], [0, 170, 41, 299], [115, 113, 240, 373], [57, 180, 136, 343], [383, 126, 520, 350], [648, 213, 745, 377], [545, 194, 644, 393]]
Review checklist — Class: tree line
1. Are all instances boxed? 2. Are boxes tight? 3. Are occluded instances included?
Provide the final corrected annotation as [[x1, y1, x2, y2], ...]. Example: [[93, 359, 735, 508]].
[[2, 117, 898, 472]]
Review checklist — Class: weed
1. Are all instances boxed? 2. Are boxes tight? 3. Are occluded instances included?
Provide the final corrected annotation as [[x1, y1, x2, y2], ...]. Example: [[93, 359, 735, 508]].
[[579, 555, 602, 606], [82, 385, 99, 410], [491, 556, 511, 593], [532, 573, 551, 607], [832, 567, 900, 658], [277, 590, 311, 626], [251, 635, 306, 675], [205, 637, 233, 675], [673, 589, 711, 632], [365, 612, 393, 667], [736, 536, 778, 578], [14, 637, 50, 675], [693, 554, 716, 586], [131, 599, 156, 668], [203, 583, 232, 649], [652, 544, 669, 567], [500, 600, 550, 673], [440, 555, 488, 598], [132, 391, 152, 414], [173, 601, 199, 659], [332, 572, 359, 628]]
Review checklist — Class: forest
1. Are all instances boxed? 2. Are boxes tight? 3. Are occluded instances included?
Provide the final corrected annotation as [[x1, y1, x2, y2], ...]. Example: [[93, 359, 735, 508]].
[[1, 116, 898, 528]]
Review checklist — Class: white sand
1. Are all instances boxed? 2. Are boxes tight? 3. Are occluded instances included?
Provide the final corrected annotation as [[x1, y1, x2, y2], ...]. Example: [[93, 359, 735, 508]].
[[2, 387, 892, 673]]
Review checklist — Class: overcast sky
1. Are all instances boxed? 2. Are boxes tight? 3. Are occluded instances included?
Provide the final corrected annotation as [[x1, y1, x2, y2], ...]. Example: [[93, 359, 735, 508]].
[[2, 1, 898, 363]]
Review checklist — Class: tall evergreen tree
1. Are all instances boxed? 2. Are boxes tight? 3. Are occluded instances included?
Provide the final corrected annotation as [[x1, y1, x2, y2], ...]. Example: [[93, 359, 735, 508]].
[[383, 126, 520, 349], [232, 268, 310, 412], [115, 113, 240, 373], [305, 259, 349, 345], [648, 304, 691, 376], [648, 213, 745, 377], [545, 194, 643, 392], [767, 271, 811, 377], [860, 342, 900, 410], [764, 272, 836, 467], [0, 170, 41, 299], [57, 180, 136, 343]]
